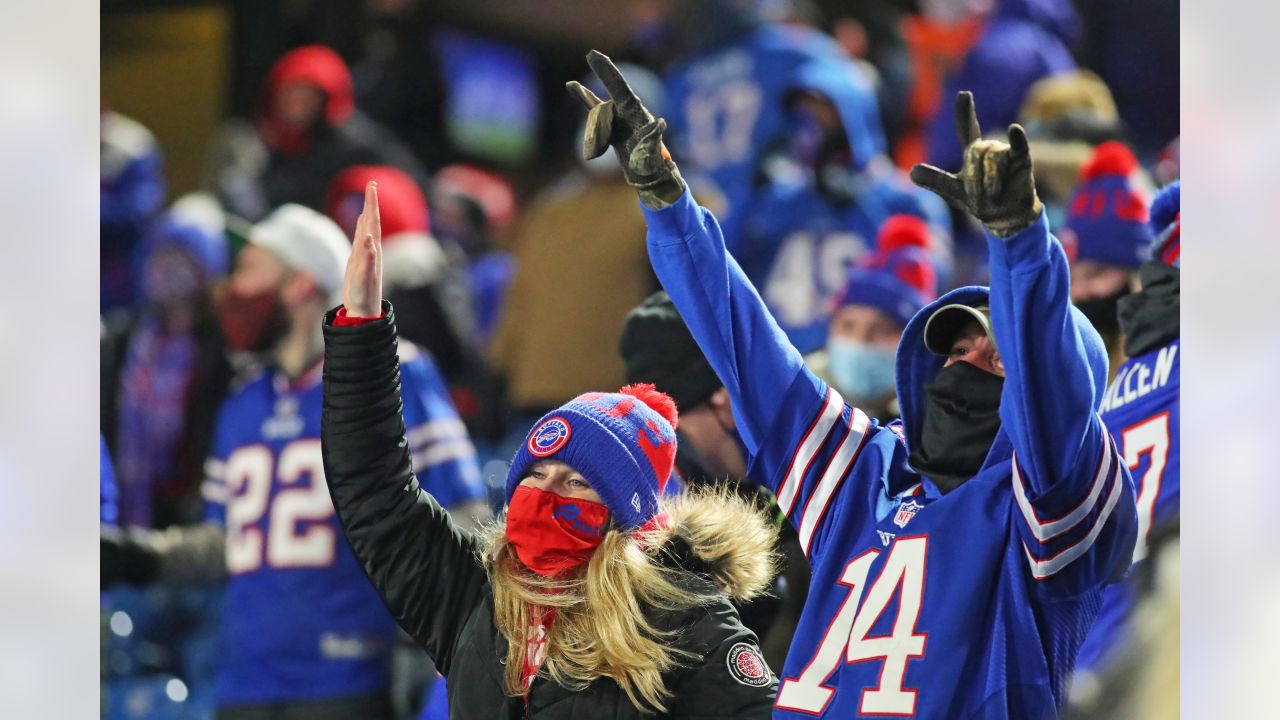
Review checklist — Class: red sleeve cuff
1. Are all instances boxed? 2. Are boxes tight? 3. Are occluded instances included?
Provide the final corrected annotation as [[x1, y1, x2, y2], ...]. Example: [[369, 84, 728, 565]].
[[332, 306, 385, 327]]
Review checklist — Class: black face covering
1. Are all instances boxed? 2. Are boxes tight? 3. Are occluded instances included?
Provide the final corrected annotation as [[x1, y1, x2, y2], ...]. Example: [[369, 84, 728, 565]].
[[908, 361, 1005, 494], [1075, 285, 1131, 338], [1118, 261, 1180, 357]]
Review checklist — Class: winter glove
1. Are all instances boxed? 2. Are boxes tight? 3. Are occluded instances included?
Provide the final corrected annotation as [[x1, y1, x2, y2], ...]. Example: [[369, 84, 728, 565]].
[[910, 91, 1044, 237], [101, 525, 160, 588], [566, 50, 685, 210]]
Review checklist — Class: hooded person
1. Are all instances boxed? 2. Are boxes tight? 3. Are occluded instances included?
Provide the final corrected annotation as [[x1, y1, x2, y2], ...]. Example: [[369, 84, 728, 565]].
[[571, 54, 1136, 718], [210, 45, 428, 222], [102, 199, 488, 719], [808, 215, 938, 421], [101, 201, 233, 528], [318, 184, 781, 718], [1071, 180, 1180, 689], [325, 165, 474, 380], [1061, 141, 1155, 369], [735, 60, 951, 354], [660, 0, 855, 243]]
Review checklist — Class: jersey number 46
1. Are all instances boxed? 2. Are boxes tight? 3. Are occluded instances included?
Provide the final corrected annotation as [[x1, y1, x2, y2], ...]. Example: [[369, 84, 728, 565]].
[[776, 536, 928, 716], [224, 439, 336, 574]]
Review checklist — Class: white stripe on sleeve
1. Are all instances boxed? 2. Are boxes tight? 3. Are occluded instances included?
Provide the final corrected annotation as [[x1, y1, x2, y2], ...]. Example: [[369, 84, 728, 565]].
[[1023, 449, 1124, 580], [1012, 422, 1117, 542], [798, 407, 870, 556], [777, 388, 845, 518]]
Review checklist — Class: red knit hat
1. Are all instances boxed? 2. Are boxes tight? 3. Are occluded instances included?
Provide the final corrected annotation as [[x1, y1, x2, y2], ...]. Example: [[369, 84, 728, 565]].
[[325, 165, 429, 243]]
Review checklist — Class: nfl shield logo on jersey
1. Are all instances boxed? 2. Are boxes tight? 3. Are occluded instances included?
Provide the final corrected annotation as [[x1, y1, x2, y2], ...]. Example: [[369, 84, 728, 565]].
[[894, 499, 923, 528]]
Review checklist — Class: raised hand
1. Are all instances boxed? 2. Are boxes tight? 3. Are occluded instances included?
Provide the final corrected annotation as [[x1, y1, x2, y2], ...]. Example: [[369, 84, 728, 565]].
[[566, 50, 685, 209], [910, 91, 1043, 237], [341, 181, 382, 317]]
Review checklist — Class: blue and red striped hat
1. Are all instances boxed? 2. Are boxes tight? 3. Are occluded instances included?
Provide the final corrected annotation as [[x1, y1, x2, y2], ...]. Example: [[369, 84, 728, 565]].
[[1064, 141, 1154, 269], [505, 384, 679, 530]]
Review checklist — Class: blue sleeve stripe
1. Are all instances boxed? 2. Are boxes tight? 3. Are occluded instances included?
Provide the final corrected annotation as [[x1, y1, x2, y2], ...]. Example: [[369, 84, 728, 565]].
[[1022, 438, 1126, 580], [797, 407, 871, 557], [776, 387, 846, 517], [1012, 418, 1117, 542]]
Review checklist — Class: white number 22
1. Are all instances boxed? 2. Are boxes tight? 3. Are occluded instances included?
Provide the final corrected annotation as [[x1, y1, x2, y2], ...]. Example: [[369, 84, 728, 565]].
[[776, 537, 928, 715], [224, 439, 336, 574]]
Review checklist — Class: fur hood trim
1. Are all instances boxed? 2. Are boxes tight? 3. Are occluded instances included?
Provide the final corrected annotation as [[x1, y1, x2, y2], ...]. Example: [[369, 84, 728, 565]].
[[654, 485, 780, 603]]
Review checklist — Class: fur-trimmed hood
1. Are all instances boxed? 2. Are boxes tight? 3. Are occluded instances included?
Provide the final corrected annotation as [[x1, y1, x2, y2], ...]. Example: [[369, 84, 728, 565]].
[[653, 486, 779, 604]]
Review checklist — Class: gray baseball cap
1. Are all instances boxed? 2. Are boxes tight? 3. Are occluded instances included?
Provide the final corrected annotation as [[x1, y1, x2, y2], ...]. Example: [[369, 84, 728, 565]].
[[923, 303, 996, 356]]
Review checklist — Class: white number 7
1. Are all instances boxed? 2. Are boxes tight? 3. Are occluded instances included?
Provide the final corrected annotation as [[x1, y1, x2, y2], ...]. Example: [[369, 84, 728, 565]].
[[776, 537, 928, 715], [1121, 413, 1171, 563]]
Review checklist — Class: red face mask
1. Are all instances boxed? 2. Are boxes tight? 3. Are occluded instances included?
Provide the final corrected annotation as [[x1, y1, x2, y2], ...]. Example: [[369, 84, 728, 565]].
[[505, 486, 610, 577], [217, 285, 289, 353]]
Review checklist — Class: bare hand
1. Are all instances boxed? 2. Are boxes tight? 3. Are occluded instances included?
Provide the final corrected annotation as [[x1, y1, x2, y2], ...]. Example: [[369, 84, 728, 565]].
[[341, 181, 382, 317]]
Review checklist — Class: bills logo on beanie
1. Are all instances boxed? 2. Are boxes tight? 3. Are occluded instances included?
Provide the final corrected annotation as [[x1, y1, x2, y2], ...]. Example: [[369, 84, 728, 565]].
[[1063, 141, 1154, 269], [507, 384, 679, 530]]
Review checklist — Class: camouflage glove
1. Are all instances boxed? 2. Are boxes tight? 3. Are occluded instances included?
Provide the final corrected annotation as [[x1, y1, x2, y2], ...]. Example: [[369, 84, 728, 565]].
[[567, 50, 686, 210], [910, 92, 1044, 237]]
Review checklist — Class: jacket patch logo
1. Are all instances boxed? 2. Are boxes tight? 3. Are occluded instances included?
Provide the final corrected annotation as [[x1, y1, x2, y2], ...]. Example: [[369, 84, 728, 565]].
[[877, 530, 896, 546], [893, 499, 923, 528], [726, 642, 771, 687], [529, 417, 572, 457]]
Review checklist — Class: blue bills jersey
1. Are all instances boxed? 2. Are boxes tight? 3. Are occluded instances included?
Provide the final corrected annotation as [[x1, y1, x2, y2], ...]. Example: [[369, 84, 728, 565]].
[[664, 24, 875, 237], [643, 189, 1136, 718], [735, 171, 949, 354], [1075, 338, 1180, 674], [201, 343, 484, 706]]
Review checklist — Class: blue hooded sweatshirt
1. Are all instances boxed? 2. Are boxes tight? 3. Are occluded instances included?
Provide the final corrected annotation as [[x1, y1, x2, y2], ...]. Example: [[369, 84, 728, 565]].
[[643, 187, 1135, 718], [925, 0, 1080, 171], [734, 60, 950, 354]]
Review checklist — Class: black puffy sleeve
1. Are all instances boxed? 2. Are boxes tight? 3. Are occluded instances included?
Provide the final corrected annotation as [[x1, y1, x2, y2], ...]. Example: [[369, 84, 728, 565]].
[[321, 301, 488, 673]]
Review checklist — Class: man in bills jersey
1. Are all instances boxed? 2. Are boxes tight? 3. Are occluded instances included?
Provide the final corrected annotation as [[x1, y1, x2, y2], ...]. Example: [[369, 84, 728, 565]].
[[571, 52, 1137, 718], [101, 204, 488, 719], [1072, 181, 1180, 684]]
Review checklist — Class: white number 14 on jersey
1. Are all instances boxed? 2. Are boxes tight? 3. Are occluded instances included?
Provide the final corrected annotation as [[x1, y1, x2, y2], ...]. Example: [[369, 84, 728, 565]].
[[776, 536, 928, 716]]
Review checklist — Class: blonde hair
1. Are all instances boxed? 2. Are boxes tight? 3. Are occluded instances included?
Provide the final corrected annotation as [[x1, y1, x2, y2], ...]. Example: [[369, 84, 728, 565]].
[[478, 485, 779, 714]]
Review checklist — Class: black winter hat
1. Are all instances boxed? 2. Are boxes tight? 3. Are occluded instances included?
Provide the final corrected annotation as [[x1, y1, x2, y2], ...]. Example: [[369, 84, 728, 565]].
[[619, 291, 723, 411]]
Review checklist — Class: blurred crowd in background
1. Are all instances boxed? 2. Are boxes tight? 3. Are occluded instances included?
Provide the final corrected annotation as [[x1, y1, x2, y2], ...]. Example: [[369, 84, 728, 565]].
[[99, 0, 1178, 717]]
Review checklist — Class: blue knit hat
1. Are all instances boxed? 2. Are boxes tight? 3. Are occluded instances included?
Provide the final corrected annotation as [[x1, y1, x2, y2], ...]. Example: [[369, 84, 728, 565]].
[[834, 215, 937, 329], [1149, 181, 1180, 268], [1065, 141, 1154, 269], [505, 384, 679, 530]]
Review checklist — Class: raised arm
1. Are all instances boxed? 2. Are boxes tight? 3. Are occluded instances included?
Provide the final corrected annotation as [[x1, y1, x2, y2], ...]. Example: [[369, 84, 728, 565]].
[[912, 93, 1137, 590], [321, 182, 487, 670], [568, 53, 883, 557]]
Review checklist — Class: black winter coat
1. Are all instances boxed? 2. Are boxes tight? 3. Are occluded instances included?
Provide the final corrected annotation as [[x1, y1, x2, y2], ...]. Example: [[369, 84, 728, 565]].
[[320, 305, 778, 719]]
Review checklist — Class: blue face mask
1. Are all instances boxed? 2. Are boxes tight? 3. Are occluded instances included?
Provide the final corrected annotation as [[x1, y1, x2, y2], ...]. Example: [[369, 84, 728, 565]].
[[827, 338, 898, 402]]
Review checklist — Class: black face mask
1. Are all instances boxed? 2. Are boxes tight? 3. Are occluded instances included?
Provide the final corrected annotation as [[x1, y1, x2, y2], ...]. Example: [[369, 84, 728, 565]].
[[908, 361, 1005, 494], [1075, 285, 1131, 338], [1118, 261, 1180, 357]]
